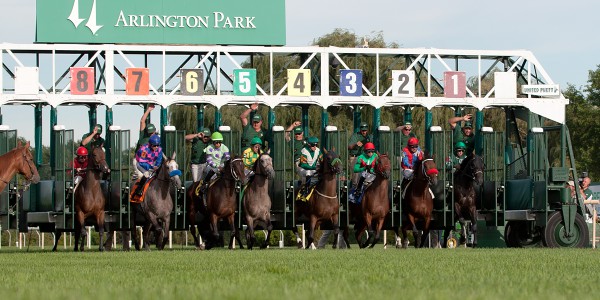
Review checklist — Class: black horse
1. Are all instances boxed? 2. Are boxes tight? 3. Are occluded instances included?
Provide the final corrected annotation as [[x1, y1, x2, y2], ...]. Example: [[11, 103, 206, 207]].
[[444, 153, 484, 247]]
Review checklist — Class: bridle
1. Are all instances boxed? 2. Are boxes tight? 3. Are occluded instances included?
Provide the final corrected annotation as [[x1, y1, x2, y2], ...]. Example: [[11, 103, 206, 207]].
[[375, 155, 391, 179], [457, 156, 483, 182], [0, 149, 38, 189], [229, 158, 244, 182], [419, 158, 439, 184]]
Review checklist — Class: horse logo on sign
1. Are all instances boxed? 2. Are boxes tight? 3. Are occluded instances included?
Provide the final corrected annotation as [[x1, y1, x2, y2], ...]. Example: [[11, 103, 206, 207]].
[[67, 0, 103, 35]]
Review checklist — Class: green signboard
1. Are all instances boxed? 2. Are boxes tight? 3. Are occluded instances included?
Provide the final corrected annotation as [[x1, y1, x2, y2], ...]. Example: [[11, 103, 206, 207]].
[[36, 0, 286, 45]]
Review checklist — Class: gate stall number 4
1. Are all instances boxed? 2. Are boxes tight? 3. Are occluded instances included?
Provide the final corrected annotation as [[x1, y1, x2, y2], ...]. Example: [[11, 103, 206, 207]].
[[287, 69, 311, 96]]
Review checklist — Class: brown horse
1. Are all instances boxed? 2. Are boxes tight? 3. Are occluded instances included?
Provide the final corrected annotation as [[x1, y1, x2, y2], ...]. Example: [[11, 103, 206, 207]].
[[399, 155, 439, 248], [292, 149, 343, 249], [349, 153, 392, 248], [243, 152, 275, 250], [187, 156, 246, 250], [53, 146, 110, 252], [130, 152, 181, 250], [0, 141, 40, 192], [443, 154, 484, 247]]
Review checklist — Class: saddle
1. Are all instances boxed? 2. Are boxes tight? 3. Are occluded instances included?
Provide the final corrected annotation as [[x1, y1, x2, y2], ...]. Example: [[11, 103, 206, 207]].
[[348, 182, 372, 205], [193, 174, 219, 197], [130, 177, 156, 203], [296, 184, 316, 202]]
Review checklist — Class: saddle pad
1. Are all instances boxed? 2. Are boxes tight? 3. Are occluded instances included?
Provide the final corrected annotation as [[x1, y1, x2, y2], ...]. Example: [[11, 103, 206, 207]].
[[296, 186, 316, 202], [193, 175, 220, 197], [129, 177, 155, 203]]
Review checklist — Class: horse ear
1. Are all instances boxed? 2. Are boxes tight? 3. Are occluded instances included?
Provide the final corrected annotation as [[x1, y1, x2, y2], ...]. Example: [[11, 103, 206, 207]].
[[267, 148, 271, 155], [376, 151, 381, 156], [323, 148, 328, 154], [25, 141, 30, 148], [172, 151, 177, 160], [162, 153, 168, 160], [331, 146, 336, 152], [17, 140, 22, 148]]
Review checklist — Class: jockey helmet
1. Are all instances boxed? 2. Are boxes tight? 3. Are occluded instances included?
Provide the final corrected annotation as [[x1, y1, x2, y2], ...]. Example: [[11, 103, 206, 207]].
[[94, 124, 103, 134], [76, 146, 88, 156], [307, 136, 319, 145], [210, 132, 224, 141], [149, 134, 161, 146], [146, 124, 156, 134], [364, 142, 375, 151], [407, 137, 419, 146], [250, 137, 262, 146], [455, 142, 466, 150]]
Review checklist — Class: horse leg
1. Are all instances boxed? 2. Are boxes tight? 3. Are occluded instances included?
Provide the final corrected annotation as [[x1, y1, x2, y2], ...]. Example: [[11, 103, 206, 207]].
[[229, 214, 244, 250], [75, 211, 85, 252], [160, 218, 171, 250], [291, 225, 303, 249], [408, 215, 420, 249], [306, 216, 317, 249], [370, 218, 385, 248], [442, 226, 452, 248], [470, 207, 478, 248], [342, 227, 351, 249], [79, 223, 87, 252], [363, 213, 374, 248], [419, 217, 432, 248], [52, 231, 62, 252], [455, 202, 467, 245], [332, 214, 340, 249], [401, 223, 410, 249], [97, 213, 105, 252], [260, 218, 273, 249], [190, 224, 201, 249], [142, 223, 152, 250], [245, 217, 255, 250]]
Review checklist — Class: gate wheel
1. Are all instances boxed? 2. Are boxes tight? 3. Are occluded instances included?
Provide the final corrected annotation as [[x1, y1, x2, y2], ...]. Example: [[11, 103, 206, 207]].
[[504, 221, 541, 248], [542, 212, 589, 248]]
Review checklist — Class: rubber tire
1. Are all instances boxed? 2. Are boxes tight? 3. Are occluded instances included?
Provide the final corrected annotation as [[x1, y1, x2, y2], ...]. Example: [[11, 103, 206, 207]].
[[504, 221, 541, 248], [446, 237, 457, 248], [542, 212, 589, 248]]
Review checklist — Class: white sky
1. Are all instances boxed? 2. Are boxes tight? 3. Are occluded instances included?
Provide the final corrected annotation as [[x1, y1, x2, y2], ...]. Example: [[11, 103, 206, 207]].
[[1, 0, 598, 147]]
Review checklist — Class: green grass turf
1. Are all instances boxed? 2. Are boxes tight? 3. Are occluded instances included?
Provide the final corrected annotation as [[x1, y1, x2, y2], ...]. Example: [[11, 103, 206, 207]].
[[0, 247, 596, 300]]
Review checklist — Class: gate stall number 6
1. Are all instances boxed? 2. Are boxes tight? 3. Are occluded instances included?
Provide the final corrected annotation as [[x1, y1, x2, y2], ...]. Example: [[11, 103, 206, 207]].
[[392, 70, 415, 97], [180, 69, 204, 96], [340, 69, 363, 96]]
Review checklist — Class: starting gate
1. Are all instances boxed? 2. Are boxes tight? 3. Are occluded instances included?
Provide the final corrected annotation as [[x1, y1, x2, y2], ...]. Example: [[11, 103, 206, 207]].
[[0, 126, 18, 230], [106, 126, 131, 230], [162, 126, 188, 231]]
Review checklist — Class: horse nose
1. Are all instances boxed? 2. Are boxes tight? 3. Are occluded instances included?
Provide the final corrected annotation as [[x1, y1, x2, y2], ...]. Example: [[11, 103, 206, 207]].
[[32, 174, 41, 183]]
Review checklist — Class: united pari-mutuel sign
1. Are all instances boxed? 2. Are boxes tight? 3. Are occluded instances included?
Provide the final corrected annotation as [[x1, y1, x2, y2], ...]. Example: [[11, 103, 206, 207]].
[[36, 0, 286, 45]]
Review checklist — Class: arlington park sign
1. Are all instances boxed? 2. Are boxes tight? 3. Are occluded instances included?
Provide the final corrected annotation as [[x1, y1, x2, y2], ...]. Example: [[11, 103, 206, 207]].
[[36, 0, 286, 45]]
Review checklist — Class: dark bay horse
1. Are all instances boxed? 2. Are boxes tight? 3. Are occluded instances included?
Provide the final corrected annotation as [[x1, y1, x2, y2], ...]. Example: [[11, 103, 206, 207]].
[[399, 155, 439, 248], [0, 141, 40, 192], [187, 156, 246, 250], [350, 153, 392, 248], [444, 154, 484, 247], [130, 152, 181, 250], [292, 149, 343, 249], [53, 146, 109, 252], [243, 152, 275, 250]]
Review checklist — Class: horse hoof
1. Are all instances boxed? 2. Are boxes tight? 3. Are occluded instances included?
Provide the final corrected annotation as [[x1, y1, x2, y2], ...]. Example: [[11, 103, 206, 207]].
[[296, 242, 303, 249]]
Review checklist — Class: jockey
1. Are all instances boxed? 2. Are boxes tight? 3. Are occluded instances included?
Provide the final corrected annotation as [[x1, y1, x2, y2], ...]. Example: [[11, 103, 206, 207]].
[[446, 142, 467, 173], [198, 132, 231, 193], [298, 136, 323, 195], [401, 137, 424, 181], [242, 137, 262, 178], [350, 142, 378, 201], [70, 146, 88, 192], [133, 134, 163, 196]]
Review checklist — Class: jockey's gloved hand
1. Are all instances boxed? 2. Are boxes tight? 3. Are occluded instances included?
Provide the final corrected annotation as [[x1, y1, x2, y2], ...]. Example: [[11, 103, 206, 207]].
[[143, 171, 150, 178], [360, 160, 367, 168]]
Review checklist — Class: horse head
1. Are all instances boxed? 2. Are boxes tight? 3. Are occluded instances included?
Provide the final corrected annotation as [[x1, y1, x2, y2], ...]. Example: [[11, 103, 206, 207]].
[[162, 152, 182, 189], [254, 151, 275, 179], [16, 141, 40, 184], [321, 148, 342, 175], [460, 154, 484, 185], [418, 154, 439, 186], [226, 155, 246, 184], [89, 146, 110, 174], [375, 153, 391, 179]]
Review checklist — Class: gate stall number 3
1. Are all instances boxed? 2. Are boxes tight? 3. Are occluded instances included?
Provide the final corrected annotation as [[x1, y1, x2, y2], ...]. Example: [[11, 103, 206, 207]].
[[340, 69, 363, 97]]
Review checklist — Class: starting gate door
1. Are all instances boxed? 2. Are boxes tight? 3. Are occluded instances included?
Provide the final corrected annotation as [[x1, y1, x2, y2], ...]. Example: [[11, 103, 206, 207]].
[[0, 126, 18, 230], [480, 128, 506, 227], [377, 126, 399, 228], [271, 126, 294, 229], [106, 126, 131, 230], [323, 126, 346, 228], [162, 126, 187, 231], [429, 127, 455, 229]]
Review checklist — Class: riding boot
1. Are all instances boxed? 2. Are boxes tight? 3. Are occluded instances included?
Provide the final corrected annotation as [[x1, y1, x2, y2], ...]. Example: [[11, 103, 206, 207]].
[[134, 176, 148, 196], [354, 176, 365, 197], [201, 170, 215, 193]]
